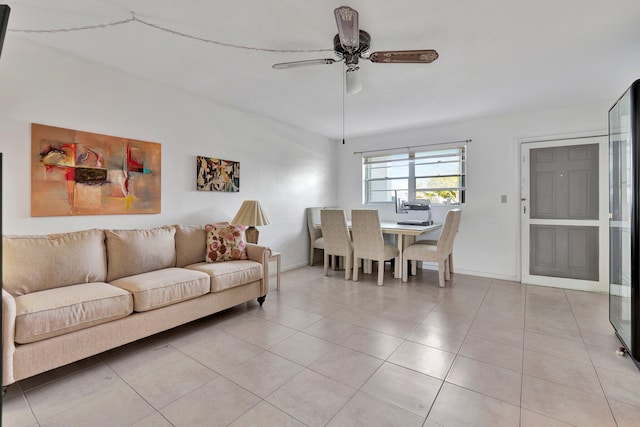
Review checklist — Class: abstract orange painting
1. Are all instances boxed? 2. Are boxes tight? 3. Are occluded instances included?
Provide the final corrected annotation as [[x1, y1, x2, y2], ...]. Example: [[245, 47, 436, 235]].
[[31, 123, 161, 216]]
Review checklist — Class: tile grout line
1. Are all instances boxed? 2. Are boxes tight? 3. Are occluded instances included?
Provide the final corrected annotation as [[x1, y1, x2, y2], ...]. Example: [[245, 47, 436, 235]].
[[564, 289, 621, 426], [520, 287, 614, 426], [520, 283, 528, 427], [102, 360, 176, 426], [423, 274, 493, 423]]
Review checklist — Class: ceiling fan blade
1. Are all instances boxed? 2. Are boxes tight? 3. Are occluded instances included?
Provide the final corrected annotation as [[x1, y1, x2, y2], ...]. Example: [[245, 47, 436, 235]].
[[272, 58, 336, 69], [334, 6, 359, 51], [369, 50, 439, 64]]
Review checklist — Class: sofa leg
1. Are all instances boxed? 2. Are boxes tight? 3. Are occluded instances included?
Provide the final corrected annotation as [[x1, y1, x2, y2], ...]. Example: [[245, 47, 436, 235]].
[[257, 295, 266, 306], [2, 386, 7, 397]]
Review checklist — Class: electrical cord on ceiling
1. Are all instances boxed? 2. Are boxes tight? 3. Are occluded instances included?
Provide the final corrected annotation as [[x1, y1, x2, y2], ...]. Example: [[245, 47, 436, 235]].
[[9, 15, 137, 33], [9, 12, 334, 54]]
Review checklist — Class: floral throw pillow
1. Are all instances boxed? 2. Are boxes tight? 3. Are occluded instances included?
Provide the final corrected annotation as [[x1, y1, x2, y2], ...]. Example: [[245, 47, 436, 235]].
[[205, 223, 248, 262]]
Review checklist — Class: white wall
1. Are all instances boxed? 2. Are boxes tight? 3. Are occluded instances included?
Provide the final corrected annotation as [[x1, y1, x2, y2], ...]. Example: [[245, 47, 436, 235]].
[[337, 102, 612, 280], [0, 37, 337, 271], [0, 37, 618, 280]]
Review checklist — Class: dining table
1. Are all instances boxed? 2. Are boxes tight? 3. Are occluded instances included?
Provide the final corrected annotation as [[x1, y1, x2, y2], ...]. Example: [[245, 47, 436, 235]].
[[376, 221, 442, 279], [317, 220, 442, 280]]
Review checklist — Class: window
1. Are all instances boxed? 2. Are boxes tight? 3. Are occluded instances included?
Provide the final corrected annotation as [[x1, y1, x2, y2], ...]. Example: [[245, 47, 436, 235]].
[[363, 145, 466, 205]]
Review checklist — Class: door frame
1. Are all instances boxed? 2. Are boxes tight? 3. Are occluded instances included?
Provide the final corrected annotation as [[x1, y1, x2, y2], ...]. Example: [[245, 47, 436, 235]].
[[518, 132, 609, 292]]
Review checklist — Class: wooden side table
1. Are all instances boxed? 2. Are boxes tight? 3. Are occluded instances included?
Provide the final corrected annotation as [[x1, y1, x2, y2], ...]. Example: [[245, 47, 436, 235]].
[[268, 251, 281, 291]]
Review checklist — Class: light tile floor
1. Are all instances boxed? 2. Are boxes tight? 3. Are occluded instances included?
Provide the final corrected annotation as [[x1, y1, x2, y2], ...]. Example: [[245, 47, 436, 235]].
[[4, 265, 640, 426]]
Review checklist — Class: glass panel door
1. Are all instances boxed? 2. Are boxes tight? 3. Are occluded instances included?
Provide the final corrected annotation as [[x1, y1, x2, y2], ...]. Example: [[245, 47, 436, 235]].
[[609, 88, 633, 349]]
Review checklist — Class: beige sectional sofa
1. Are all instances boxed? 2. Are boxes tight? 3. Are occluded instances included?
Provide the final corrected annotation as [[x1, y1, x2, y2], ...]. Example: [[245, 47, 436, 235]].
[[1, 224, 271, 390]]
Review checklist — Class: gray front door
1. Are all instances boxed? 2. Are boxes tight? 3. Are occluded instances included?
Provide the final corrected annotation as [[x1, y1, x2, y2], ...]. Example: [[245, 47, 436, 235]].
[[521, 137, 608, 291]]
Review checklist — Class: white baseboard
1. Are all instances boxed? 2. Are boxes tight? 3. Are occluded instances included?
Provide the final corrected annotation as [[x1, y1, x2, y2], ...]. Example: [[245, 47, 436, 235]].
[[267, 260, 309, 275], [418, 264, 518, 282]]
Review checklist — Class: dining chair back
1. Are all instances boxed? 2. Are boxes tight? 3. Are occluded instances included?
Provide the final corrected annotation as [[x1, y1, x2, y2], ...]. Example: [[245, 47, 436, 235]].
[[351, 209, 399, 286], [402, 208, 461, 287], [320, 209, 353, 280], [412, 208, 462, 274], [306, 207, 324, 265]]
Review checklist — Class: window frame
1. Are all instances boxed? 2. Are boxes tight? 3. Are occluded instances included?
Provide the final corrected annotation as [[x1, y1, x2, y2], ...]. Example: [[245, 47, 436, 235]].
[[363, 144, 467, 206]]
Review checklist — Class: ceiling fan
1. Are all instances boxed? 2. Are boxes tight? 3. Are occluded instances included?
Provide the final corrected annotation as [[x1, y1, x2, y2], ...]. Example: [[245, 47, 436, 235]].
[[272, 6, 438, 94]]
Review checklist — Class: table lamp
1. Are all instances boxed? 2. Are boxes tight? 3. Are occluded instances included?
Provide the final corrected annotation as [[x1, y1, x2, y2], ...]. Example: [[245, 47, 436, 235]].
[[231, 200, 270, 244]]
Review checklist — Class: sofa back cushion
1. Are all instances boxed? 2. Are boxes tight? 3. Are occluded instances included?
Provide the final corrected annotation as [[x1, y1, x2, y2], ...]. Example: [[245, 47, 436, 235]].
[[106, 226, 176, 282], [174, 224, 207, 267], [2, 229, 107, 296]]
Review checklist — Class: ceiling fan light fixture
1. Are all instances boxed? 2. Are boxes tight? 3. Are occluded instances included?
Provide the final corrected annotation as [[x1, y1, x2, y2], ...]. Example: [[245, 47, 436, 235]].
[[345, 67, 362, 94], [334, 6, 359, 51]]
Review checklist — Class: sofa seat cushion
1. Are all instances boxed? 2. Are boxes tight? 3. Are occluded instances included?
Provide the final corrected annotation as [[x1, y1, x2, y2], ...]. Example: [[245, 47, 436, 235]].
[[185, 260, 263, 292], [14, 283, 133, 344], [109, 268, 210, 312]]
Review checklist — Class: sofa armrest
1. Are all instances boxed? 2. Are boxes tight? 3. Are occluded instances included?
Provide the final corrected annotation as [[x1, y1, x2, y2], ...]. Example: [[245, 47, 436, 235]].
[[245, 243, 271, 264], [2, 289, 17, 386], [245, 243, 272, 296]]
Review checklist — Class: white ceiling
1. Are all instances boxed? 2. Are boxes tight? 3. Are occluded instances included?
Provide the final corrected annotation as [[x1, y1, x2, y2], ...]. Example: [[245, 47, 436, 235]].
[[5, 0, 640, 139]]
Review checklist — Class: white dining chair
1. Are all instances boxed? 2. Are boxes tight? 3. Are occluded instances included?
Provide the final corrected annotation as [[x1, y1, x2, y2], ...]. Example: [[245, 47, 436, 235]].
[[320, 209, 353, 280], [402, 208, 461, 287], [351, 209, 399, 286], [411, 208, 462, 275], [306, 207, 325, 266]]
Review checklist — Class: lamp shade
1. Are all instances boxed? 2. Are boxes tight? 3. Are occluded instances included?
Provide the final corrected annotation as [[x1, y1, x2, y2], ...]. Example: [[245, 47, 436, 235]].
[[231, 200, 270, 227]]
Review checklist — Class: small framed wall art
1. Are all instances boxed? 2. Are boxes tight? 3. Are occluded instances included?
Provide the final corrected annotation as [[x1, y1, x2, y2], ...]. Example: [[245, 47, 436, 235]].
[[31, 123, 161, 216], [196, 156, 240, 192]]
